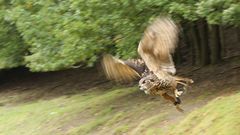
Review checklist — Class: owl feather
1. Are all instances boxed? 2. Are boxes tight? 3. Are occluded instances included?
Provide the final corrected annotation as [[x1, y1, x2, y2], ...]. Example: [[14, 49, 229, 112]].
[[102, 16, 179, 82]]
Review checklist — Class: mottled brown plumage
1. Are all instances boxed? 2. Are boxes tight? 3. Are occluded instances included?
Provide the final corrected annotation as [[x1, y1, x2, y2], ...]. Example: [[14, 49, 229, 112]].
[[101, 17, 193, 112], [138, 17, 178, 75]]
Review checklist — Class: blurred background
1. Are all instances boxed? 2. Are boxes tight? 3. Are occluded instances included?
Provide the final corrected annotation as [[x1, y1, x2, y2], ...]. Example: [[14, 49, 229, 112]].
[[0, 0, 239, 135]]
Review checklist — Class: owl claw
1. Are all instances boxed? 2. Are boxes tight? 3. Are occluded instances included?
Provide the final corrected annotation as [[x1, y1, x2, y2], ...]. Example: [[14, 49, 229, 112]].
[[174, 97, 181, 105], [176, 105, 184, 113]]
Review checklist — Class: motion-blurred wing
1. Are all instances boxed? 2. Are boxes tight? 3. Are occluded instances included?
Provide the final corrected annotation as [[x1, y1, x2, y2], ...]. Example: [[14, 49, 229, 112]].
[[138, 17, 179, 76], [102, 54, 145, 82]]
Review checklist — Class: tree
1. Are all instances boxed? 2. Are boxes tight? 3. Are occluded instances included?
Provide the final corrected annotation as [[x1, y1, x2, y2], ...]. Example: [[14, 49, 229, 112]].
[[0, 1, 26, 69], [0, 0, 239, 71]]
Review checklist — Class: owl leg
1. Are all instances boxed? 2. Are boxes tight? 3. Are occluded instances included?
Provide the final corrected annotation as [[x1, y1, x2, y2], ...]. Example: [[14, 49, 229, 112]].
[[175, 77, 193, 94], [161, 93, 175, 102], [174, 76, 194, 84], [161, 93, 184, 112], [173, 96, 184, 112], [161, 93, 181, 105], [176, 81, 188, 86]]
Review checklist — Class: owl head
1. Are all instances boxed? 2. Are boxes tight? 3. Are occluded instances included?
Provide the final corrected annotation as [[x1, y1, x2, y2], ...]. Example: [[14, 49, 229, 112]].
[[138, 72, 159, 94]]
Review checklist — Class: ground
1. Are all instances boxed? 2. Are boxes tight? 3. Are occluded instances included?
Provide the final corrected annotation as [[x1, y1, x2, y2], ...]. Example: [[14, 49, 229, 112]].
[[0, 57, 239, 135]]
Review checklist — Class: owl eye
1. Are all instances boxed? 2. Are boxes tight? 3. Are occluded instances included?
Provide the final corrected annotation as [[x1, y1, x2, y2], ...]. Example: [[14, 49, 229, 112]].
[[149, 79, 154, 82], [142, 80, 146, 84]]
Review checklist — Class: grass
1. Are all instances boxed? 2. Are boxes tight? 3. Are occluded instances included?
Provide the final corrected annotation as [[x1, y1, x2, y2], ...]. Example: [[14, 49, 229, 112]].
[[0, 85, 171, 135], [113, 125, 130, 135], [170, 92, 240, 135], [0, 87, 138, 135], [131, 113, 167, 135], [0, 83, 239, 135]]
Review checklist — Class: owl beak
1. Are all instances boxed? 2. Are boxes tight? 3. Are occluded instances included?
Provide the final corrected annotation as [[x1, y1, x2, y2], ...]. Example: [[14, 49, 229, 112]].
[[139, 86, 145, 91]]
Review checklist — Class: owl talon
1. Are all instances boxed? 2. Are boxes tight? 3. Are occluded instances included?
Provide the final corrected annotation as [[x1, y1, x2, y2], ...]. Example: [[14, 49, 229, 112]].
[[174, 102, 179, 105], [176, 97, 181, 104], [176, 105, 184, 113]]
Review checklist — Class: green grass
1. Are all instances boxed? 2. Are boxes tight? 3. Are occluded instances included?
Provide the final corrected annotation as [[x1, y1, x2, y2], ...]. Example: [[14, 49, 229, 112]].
[[170, 92, 240, 135], [0, 85, 170, 135], [0, 87, 138, 135], [113, 125, 130, 135], [1, 85, 239, 135], [131, 113, 167, 135]]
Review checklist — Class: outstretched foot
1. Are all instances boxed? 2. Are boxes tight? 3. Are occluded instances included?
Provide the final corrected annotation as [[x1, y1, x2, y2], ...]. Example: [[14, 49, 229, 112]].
[[174, 98, 184, 112], [176, 105, 184, 113]]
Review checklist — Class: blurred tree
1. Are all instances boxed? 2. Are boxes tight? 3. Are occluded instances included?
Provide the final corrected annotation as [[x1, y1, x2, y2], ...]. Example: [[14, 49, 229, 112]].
[[197, 0, 240, 26], [0, 0, 239, 71], [0, 0, 26, 69]]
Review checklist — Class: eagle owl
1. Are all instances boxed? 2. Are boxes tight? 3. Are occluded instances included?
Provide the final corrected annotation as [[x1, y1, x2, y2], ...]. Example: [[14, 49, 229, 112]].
[[101, 17, 193, 112]]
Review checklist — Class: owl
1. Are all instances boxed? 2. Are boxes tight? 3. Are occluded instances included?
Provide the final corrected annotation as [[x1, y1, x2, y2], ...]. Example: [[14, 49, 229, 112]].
[[101, 17, 193, 112]]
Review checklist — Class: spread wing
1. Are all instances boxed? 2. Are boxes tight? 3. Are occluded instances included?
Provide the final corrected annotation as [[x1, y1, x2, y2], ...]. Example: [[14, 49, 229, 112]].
[[138, 17, 179, 78], [101, 54, 145, 82]]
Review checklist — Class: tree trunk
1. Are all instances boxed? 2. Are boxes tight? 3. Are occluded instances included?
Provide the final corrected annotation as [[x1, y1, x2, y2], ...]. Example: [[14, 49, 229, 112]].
[[219, 26, 225, 58], [182, 23, 193, 65], [174, 47, 182, 65], [208, 25, 222, 64], [197, 20, 210, 66], [189, 22, 201, 66], [237, 27, 240, 42]]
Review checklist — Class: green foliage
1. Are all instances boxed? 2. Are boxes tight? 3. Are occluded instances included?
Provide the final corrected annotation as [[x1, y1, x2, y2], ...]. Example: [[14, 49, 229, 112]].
[[197, 0, 240, 25], [168, 0, 199, 21], [0, 0, 239, 71], [0, 2, 26, 69], [8, 1, 102, 71]]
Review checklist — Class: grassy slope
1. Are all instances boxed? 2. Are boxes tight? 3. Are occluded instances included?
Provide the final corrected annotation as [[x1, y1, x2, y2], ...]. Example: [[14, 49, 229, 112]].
[[0, 84, 239, 135], [170, 92, 240, 135], [0, 85, 176, 135], [0, 58, 239, 135], [0, 87, 139, 135]]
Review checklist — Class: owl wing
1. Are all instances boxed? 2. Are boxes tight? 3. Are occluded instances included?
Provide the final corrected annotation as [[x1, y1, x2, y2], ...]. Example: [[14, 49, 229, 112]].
[[138, 17, 179, 78], [101, 54, 145, 82]]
